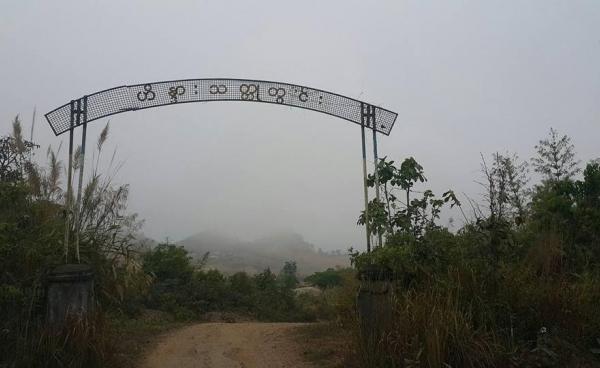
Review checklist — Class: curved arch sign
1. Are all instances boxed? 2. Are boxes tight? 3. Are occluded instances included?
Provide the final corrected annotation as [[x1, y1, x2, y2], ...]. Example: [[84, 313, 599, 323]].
[[46, 78, 396, 258], [45, 78, 398, 136]]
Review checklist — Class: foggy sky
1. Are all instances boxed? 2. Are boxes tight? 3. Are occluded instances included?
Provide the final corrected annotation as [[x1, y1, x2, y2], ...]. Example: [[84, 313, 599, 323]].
[[1, 1, 599, 250]]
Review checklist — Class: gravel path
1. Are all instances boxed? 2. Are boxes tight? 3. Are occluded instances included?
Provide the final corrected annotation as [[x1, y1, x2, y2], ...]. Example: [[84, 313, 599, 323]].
[[140, 322, 315, 368]]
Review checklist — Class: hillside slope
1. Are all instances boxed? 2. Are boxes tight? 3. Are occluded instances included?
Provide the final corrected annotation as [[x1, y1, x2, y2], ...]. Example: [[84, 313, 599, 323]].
[[179, 231, 349, 276]]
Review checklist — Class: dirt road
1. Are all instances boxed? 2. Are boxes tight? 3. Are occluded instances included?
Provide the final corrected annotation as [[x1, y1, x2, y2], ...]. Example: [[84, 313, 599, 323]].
[[140, 322, 315, 368]]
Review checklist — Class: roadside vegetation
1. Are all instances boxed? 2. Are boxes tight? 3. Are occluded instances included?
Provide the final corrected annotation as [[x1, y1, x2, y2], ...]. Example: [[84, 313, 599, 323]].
[[1, 117, 141, 367], [0, 116, 328, 367], [141, 244, 317, 322], [1, 113, 598, 367], [339, 128, 600, 367]]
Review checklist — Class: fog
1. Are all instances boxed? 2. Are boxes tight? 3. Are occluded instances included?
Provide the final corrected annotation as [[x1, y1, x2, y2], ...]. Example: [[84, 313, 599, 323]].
[[1, 1, 599, 250]]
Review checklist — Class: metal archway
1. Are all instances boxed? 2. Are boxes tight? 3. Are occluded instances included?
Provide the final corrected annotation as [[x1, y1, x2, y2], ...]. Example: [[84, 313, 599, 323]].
[[45, 78, 397, 136], [46, 78, 398, 261]]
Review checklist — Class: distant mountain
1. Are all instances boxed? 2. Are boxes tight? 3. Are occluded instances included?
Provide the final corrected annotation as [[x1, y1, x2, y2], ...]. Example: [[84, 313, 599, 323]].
[[178, 230, 349, 276]]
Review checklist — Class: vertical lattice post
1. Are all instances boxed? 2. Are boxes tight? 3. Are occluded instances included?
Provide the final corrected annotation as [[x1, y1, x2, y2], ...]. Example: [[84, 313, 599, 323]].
[[65, 101, 75, 262], [73, 96, 88, 263], [361, 103, 373, 252]]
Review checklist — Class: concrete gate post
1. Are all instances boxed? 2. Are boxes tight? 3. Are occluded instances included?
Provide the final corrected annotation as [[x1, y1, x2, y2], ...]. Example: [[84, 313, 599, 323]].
[[46, 264, 94, 327], [356, 265, 394, 347]]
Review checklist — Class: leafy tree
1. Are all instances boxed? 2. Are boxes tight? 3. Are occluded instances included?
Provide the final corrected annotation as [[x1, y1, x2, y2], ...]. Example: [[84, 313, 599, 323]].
[[579, 160, 600, 208], [532, 128, 580, 182], [142, 243, 194, 281], [528, 159, 600, 270], [304, 268, 345, 288], [479, 152, 529, 225], [229, 271, 256, 308], [0, 116, 38, 183], [396, 157, 427, 218], [279, 260, 299, 288], [361, 157, 459, 244], [368, 157, 399, 234], [575, 161, 600, 260]]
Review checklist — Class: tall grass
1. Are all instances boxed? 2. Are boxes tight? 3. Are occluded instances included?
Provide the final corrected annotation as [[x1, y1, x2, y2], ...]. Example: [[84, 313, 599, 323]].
[[346, 256, 600, 367], [1, 306, 116, 368], [350, 270, 500, 368]]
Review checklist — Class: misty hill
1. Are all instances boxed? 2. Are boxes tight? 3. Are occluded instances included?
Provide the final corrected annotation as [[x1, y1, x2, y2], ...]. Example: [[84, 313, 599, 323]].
[[178, 231, 349, 276]]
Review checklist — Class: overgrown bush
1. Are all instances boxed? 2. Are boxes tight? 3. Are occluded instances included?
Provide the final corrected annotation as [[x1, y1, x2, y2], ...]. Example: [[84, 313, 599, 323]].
[[346, 129, 600, 367], [142, 243, 319, 322], [304, 267, 354, 289], [0, 117, 147, 367]]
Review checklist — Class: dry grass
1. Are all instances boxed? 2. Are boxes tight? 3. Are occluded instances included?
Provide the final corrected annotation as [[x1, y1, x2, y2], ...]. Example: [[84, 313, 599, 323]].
[[107, 309, 186, 367], [294, 322, 352, 368]]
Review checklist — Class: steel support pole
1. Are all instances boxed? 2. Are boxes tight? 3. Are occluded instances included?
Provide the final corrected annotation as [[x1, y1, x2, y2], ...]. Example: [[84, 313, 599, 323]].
[[64, 101, 75, 263], [74, 97, 87, 263], [361, 123, 371, 252], [372, 127, 383, 247]]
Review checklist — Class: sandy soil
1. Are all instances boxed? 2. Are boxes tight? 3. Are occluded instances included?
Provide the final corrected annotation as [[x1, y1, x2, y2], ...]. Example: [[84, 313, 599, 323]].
[[140, 322, 315, 368]]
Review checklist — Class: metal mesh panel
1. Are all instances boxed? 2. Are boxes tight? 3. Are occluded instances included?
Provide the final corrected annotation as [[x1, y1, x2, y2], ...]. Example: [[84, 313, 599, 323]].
[[88, 87, 132, 121], [45, 79, 398, 136]]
